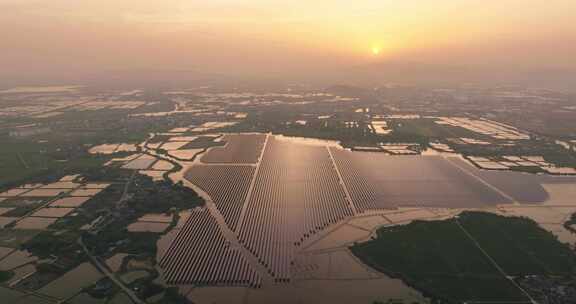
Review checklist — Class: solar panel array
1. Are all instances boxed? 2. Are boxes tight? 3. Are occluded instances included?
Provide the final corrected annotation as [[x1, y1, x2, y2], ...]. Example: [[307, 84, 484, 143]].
[[160, 209, 261, 287], [330, 149, 385, 212], [331, 149, 510, 212], [185, 165, 255, 231], [238, 137, 353, 282], [160, 134, 555, 288], [201, 134, 266, 164]]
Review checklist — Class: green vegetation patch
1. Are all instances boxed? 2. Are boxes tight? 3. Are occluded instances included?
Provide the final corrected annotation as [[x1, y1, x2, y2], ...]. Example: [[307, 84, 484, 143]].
[[0, 270, 14, 283], [0, 138, 109, 188], [1, 201, 46, 218], [351, 211, 576, 303], [0, 197, 48, 208], [0, 229, 42, 248], [459, 212, 576, 275], [22, 230, 84, 259]]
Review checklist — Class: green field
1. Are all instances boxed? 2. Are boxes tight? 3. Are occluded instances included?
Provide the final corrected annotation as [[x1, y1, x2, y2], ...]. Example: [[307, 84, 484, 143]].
[[351, 212, 576, 303], [0, 229, 42, 248], [0, 139, 107, 188], [0, 270, 13, 283]]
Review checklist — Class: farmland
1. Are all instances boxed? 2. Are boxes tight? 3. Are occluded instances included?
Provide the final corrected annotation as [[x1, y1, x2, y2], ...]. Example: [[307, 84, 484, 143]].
[[0, 139, 106, 188]]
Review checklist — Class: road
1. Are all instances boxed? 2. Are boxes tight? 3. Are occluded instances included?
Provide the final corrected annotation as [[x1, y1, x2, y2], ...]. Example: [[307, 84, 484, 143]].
[[78, 238, 144, 304], [77, 170, 143, 304]]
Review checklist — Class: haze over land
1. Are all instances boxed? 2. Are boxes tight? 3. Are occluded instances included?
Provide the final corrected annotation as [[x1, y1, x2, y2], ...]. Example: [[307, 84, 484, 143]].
[[1, 0, 576, 89]]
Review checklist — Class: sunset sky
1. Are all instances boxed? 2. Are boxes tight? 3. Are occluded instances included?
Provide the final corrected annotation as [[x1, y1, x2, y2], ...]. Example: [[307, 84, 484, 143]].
[[1, 0, 575, 83]]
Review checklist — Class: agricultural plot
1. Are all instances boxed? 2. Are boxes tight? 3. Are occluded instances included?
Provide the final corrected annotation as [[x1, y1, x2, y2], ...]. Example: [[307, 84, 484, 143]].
[[127, 221, 169, 233], [30, 207, 75, 218], [19, 189, 70, 197], [49, 197, 90, 208], [168, 136, 198, 142], [160, 141, 189, 151], [0, 181, 108, 231], [151, 160, 174, 171], [435, 117, 530, 140], [69, 188, 103, 197], [0, 217, 17, 228], [201, 134, 266, 164], [238, 137, 353, 281], [331, 150, 512, 212], [0, 189, 30, 197], [186, 165, 255, 231], [14, 217, 57, 229], [138, 170, 165, 181], [88, 144, 120, 154], [0, 208, 13, 216], [167, 149, 203, 160], [180, 135, 225, 149], [0, 230, 39, 248], [159, 209, 261, 287], [83, 183, 110, 189], [122, 155, 157, 170], [0, 197, 47, 208], [39, 182, 80, 189], [89, 143, 138, 155]]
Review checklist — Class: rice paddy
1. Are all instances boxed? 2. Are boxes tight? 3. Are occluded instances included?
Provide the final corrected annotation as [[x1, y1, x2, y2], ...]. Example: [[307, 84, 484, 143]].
[[30, 207, 75, 218], [49, 197, 90, 208], [20, 189, 70, 197], [14, 217, 57, 230], [151, 160, 174, 171], [167, 149, 204, 160], [0, 189, 30, 197], [69, 188, 103, 197], [0, 181, 109, 231], [122, 155, 157, 170]]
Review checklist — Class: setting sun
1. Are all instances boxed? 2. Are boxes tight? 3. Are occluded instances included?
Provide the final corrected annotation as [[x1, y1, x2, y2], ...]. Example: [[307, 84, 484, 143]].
[[371, 46, 382, 56]]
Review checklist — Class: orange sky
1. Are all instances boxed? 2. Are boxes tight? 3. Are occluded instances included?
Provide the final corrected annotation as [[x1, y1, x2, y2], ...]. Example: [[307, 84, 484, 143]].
[[1, 0, 575, 82]]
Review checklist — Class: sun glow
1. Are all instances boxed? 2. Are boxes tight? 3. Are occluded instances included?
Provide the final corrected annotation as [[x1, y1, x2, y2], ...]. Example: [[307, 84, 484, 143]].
[[371, 46, 382, 56]]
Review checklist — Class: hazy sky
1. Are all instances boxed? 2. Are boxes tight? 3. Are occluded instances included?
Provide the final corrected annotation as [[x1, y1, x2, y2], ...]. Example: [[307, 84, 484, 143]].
[[1, 0, 575, 83]]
